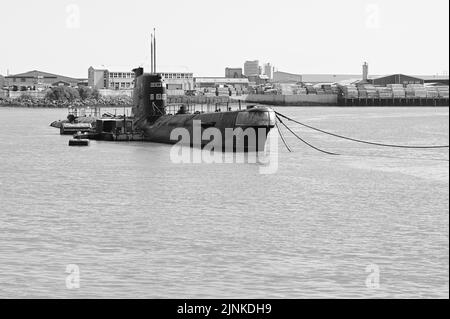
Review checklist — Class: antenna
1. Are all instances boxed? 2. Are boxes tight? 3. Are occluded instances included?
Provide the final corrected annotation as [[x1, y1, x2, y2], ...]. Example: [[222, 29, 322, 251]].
[[151, 34, 154, 73], [153, 28, 157, 73]]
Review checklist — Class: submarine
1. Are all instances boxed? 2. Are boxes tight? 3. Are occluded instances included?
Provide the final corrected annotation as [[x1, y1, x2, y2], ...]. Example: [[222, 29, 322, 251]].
[[69, 31, 276, 152], [130, 68, 275, 152]]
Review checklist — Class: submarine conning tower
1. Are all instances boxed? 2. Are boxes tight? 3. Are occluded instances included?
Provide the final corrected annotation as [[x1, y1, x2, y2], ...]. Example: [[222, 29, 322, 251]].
[[132, 67, 167, 126]]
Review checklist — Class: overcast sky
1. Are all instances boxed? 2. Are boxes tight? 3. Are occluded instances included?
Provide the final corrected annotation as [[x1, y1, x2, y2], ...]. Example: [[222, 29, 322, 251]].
[[0, 0, 448, 78]]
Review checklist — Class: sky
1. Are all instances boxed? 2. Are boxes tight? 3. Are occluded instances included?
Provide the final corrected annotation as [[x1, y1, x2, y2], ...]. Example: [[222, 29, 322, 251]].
[[0, 0, 448, 78]]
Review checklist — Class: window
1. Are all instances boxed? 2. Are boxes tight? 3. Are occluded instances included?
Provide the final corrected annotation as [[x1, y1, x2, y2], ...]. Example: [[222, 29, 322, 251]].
[[21, 78, 26, 82], [150, 94, 154, 100], [156, 94, 161, 100]]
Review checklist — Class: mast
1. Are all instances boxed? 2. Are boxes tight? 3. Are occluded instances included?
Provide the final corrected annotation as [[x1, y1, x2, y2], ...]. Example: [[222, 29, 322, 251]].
[[150, 34, 154, 73], [153, 28, 157, 74]]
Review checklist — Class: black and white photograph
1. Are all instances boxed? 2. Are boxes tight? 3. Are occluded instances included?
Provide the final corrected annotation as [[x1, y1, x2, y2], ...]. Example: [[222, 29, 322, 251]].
[[0, 0, 448, 307]]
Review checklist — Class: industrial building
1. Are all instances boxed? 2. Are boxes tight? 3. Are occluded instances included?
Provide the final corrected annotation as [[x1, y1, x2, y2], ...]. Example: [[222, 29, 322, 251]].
[[225, 68, 244, 78], [273, 71, 302, 83], [371, 74, 424, 86], [4, 70, 85, 90], [88, 66, 194, 92], [244, 60, 260, 77], [194, 77, 249, 90], [160, 72, 194, 91], [419, 75, 449, 86], [264, 63, 273, 80]]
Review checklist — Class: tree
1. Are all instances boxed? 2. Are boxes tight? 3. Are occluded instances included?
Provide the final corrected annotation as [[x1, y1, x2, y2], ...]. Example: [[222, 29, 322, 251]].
[[46, 86, 80, 102]]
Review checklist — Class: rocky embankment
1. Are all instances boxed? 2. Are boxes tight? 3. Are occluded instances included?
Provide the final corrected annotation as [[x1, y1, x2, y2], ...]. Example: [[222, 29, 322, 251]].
[[0, 95, 132, 108]]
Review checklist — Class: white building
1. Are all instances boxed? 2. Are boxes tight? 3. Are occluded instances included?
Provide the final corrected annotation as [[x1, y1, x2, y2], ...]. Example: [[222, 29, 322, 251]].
[[244, 60, 260, 77], [88, 66, 134, 90]]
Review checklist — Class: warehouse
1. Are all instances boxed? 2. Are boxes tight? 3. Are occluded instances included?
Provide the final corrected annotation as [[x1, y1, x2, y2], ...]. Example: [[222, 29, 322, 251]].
[[371, 74, 424, 86]]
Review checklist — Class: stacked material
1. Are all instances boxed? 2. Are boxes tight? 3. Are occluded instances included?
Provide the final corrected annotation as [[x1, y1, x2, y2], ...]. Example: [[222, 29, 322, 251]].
[[407, 84, 427, 98], [436, 86, 449, 98], [331, 87, 340, 94], [294, 87, 307, 95], [341, 85, 359, 98], [425, 87, 439, 98], [305, 85, 316, 95], [316, 89, 326, 95], [279, 84, 294, 95], [377, 87, 393, 99], [216, 87, 231, 96], [386, 85, 406, 98], [358, 84, 378, 98]]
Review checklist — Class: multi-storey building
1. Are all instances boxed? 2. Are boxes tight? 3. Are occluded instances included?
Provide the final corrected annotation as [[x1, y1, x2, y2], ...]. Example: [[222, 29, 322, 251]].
[[88, 67, 134, 90], [225, 68, 243, 78], [264, 63, 273, 80], [5, 70, 84, 90], [244, 60, 260, 77]]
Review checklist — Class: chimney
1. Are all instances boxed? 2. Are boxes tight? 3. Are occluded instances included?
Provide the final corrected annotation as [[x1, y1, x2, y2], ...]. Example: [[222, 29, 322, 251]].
[[362, 62, 369, 82]]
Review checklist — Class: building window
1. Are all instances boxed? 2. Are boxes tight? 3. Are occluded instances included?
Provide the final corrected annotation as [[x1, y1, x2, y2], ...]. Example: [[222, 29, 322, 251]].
[[156, 94, 161, 100], [21, 78, 26, 82], [150, 94, 154, 100]]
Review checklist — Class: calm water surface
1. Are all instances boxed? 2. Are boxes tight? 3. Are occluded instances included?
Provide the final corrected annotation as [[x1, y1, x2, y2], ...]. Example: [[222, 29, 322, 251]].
[[0, 106, 448, 298]]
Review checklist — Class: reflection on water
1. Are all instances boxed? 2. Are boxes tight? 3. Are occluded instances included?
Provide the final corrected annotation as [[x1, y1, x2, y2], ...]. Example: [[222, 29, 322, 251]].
[[0, 106, 448, 298]]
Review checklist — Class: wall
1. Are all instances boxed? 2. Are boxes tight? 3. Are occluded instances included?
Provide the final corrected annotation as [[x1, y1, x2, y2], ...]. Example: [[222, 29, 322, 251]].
[[98, 89, 133, 97], [8, 91, 47, 99], [245, 94, 338, 106]]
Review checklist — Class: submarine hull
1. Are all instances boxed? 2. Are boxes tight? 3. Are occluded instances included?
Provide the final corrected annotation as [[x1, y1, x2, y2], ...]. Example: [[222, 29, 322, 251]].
[[140, 108, 275, 152]]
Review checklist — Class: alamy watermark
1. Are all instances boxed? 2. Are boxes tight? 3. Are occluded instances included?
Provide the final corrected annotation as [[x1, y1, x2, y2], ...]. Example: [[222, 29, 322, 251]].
[[365, 4, 381, 29], [169, 120, 279, 174], [365, 264, 380, 289], [65, 264, 80, 289], [66, 4, 81, 29]]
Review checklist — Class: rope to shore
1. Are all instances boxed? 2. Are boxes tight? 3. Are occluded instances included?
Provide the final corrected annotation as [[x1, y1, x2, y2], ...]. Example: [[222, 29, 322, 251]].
[[275, 121, 292, 153], [275, 111, 450, 149], [276, 115, 339, 156]]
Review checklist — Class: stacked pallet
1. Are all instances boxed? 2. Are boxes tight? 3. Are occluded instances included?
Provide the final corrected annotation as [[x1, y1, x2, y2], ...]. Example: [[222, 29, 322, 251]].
[[341, 85, 359, 98], [331, 87, 340, 94], [377, 87, 393, 99], [425, 87, 439, 98], [436, 86, 449, 98], [316, 89, 326, 95], [388, 84, 406, 98], [358, 84, 378, 98], [305, 85, 317, 95], [406, 84, 427, 98], [294, 87, 308, 95]]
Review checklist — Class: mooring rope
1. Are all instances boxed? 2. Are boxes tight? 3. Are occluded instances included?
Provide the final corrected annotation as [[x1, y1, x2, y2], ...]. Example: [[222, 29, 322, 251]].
[[275, 121, 292, 152], [275, 111, 450, 149], [276, 115, 340, 156]]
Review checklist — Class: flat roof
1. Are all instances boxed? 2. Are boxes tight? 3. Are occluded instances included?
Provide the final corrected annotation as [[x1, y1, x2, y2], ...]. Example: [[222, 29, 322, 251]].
[[195, 77, 249, 83]]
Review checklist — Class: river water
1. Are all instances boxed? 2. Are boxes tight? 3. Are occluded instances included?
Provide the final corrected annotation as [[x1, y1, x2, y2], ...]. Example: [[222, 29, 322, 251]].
[[0, 106, 448, 298]]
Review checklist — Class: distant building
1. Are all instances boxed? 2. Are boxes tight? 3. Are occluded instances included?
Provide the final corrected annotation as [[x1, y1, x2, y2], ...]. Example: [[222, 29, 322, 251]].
[[244, 60, 260, 77], [247, 75, 269, 86], [371, 74, 424, 86], [194, 77, 249, 90], [160, 72, 194, 91], [273, 71, 302, 83], [301, 74, 363, 84], [225, 68, 243, 78], [88, 66, 135, 90], [5, 70, 84, 90], [418, 75, 449, 86], [264, 63, 273, 80], [0, 74, 4, 89]]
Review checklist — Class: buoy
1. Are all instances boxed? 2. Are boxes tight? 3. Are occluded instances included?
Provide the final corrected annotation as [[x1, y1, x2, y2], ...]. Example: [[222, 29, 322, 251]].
[[69, 139, 90, 146]]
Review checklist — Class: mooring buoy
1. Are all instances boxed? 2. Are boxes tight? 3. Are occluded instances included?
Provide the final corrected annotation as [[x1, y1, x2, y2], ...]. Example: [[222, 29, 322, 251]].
[[68, 139, 90, 146]]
